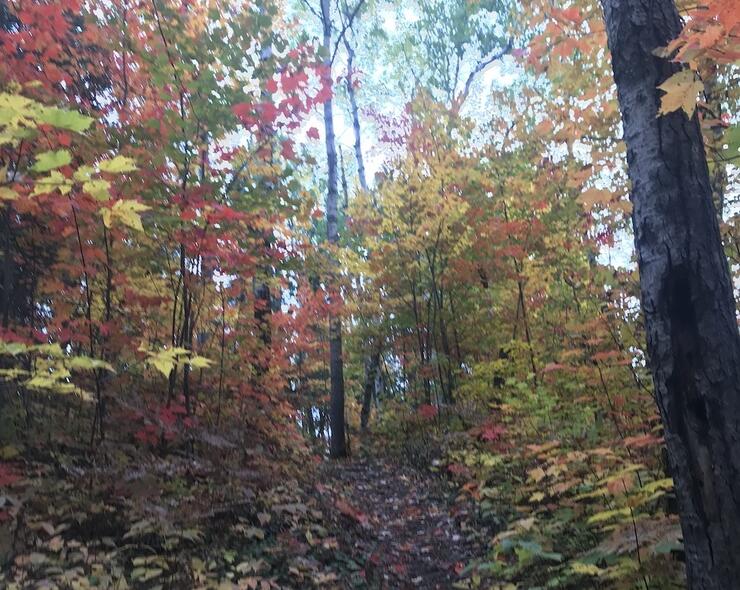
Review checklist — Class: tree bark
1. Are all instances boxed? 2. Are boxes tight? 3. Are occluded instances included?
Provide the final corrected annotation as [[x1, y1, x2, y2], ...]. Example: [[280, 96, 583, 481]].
[[321, 0, 347, 458], [602, 2, 740, 588]]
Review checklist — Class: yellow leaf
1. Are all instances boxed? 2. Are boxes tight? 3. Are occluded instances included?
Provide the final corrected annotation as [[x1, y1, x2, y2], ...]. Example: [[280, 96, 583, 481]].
[[83, 179, 111, 201], [31, 171, 72, 197], [188, 355, 213, 369], [98, 155, 137, 174], [570, 562, 603, 576], [657, 70, 703, 117], [587, 507, 631, 525], [0, 187, 17, 201], [103, 200, 150, 232], [149, 356, 174, 378], [577, 187, 612, 209], [101, 207, 113, 228], [528, 467, 546, 483]]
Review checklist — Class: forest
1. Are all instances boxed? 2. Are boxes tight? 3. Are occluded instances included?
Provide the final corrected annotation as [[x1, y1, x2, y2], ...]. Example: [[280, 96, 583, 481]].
[[0, 0, 738, 588]]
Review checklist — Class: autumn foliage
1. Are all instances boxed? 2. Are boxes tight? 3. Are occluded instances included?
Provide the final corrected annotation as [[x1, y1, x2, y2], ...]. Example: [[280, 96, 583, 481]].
[[0, 0, 737, 588]]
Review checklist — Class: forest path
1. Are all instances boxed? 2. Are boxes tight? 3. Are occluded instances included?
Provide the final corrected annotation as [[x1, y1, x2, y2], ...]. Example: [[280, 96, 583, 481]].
[[317, 456, 491, 589]]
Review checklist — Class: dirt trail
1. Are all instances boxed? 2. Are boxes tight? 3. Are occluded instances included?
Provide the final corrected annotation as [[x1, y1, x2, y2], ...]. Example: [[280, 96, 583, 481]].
[[318, 457, 491, 589]]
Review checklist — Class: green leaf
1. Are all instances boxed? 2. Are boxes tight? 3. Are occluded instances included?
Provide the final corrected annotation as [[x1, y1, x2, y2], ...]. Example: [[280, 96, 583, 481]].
[[148, 356, 174, 378], [719, 125, 740, 160], [33, 343, 65, 357], [98, 155, 137, 173], [641, 478, 673, 495], [587, 507, 631, 525], [73, 165, 95, 182], [83, 179, 111, 201], [569, 562, 603, 577], [67, 356, 115, 373], [188, 355, 213, 369], [32, 150, 72, 172], [31, 171, 72, 197], [35, 106, 93, 133]]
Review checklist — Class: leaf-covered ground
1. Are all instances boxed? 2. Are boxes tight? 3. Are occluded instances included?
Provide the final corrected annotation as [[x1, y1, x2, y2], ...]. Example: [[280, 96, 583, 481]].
[[0, 439, 491, 589], [317, 457, 493, 589]]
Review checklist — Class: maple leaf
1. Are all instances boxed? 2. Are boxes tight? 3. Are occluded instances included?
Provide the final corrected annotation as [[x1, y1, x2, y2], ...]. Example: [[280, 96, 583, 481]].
[[32, 149, 71, 172], [281, 139, 296, 160], [657, 70, 703, 117], [98, 155, 137, 173], [102, 200, 150, 232], [307, 127, 320, 140]]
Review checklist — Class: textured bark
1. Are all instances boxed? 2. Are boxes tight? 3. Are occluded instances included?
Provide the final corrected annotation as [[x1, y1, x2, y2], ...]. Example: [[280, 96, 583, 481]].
[[321, 0, 347, 458], [603, 1, 740, 588]]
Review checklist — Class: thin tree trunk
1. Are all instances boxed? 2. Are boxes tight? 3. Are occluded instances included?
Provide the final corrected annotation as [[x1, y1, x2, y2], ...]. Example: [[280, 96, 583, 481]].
[[343, 36, 368, 193], [342, 25, 383, 429], [2, 203, 13, 329], [602, 2, 740, 587], [321, 0, 347, 458], [360, 345, 379, 431]]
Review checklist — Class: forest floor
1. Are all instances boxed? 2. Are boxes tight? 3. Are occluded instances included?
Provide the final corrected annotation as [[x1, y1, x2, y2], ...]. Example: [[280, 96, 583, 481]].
[[317, 455, 493, 589], [0, 435, 495, 589]]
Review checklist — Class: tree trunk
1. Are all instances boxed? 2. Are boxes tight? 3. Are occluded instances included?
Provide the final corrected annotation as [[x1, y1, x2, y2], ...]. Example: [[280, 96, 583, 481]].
[[360, 344, 379, 431], [344, 37, 368, 193], [343, 26, 382, 429], [321, 0, 347, 458], [1, 203, 13, 329], [602, 2, 740, 588]]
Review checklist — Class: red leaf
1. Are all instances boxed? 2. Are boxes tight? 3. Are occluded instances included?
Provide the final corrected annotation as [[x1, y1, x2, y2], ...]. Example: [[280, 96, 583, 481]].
[[418, 404, 438, 419], [480, 424, 506, 442], [232, 102, 256, 127], [0, 463, 20, 487], [257, 101, 278, 125], [281, 70, 308, 93], [281, 139, 296, 160], [307, 126, 320, 140], [313, 83, 333, 104]]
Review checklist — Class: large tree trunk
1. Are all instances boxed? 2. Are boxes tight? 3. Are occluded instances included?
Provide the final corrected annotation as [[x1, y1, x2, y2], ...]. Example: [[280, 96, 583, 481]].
[[602, 2, 740, 588], [321, 0, 347, 458]]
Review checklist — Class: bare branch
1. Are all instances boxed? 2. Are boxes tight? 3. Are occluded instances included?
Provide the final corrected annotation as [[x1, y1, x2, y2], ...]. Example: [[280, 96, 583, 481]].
[[454, 38, 514, 111], [300, 0, 321, 20], [331, 0, 366, 66]]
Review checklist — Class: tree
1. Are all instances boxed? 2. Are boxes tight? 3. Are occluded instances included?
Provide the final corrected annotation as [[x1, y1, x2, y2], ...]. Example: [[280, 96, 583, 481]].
[[308, 0, 364, 458], [602, 1, 740, 587], [318, 0, 347, 458]]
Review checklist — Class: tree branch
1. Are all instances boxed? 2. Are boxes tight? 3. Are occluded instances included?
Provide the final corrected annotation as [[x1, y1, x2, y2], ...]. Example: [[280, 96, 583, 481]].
[[331, 0, 366, 66], [455, 38, 514, 111]]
